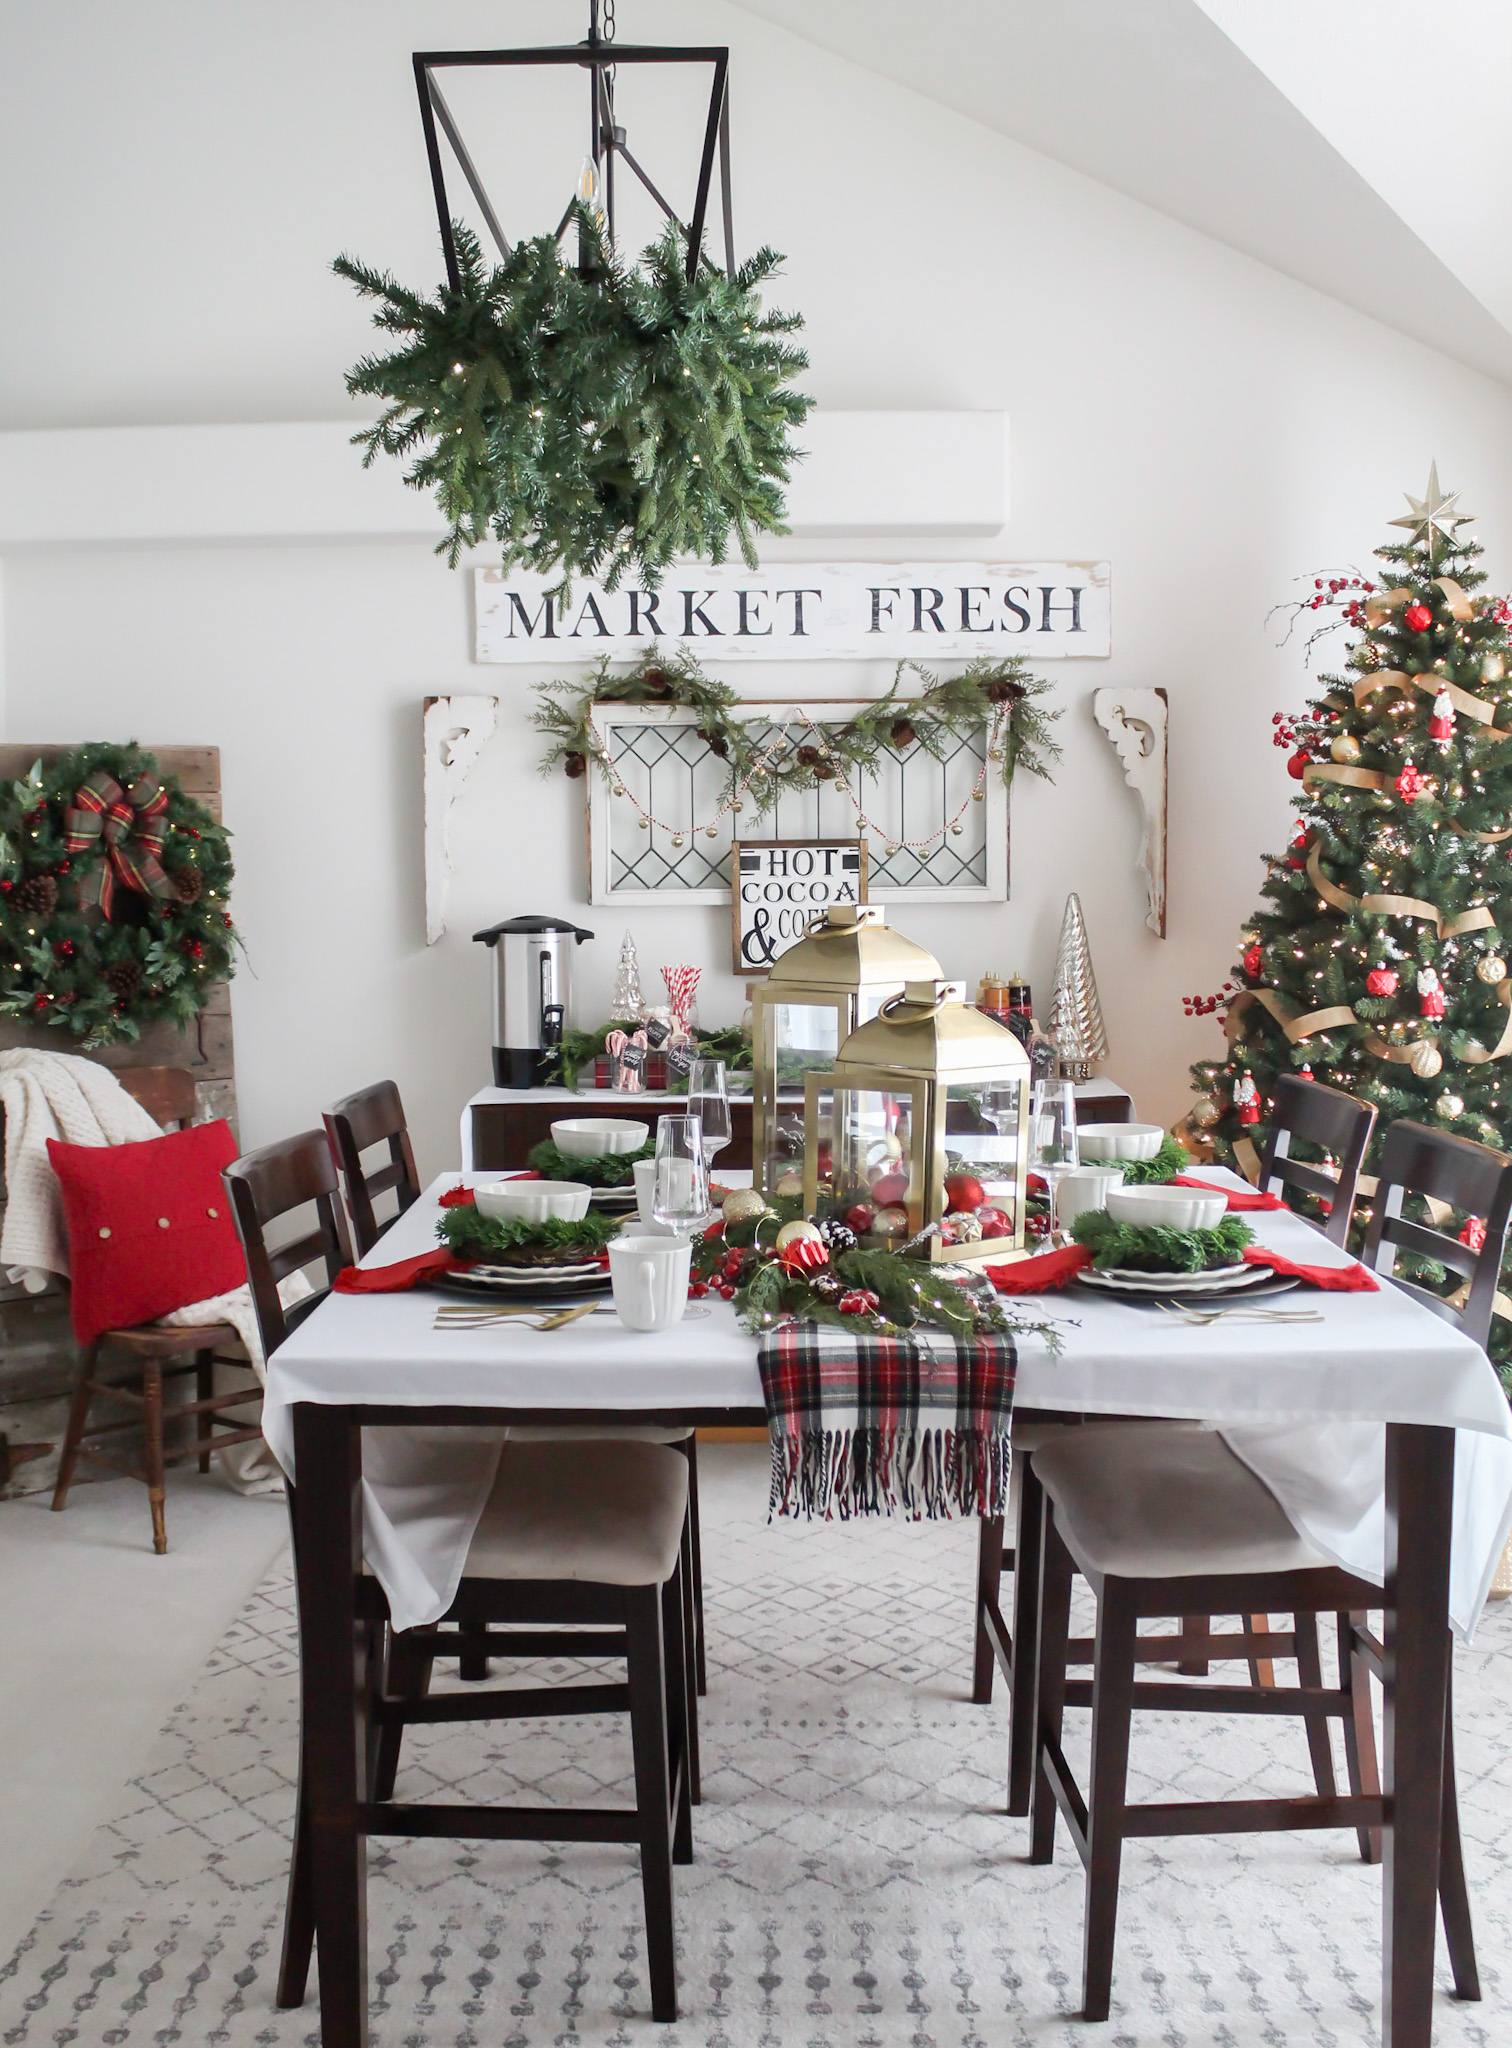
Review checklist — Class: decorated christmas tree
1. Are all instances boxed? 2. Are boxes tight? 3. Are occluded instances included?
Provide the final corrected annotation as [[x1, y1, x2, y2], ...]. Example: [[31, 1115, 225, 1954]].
[[1185, 467, 1512, 1333]]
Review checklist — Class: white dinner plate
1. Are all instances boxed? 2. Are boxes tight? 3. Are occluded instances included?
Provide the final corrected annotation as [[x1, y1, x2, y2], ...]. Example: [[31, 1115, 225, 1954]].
[[1096, 1261, 1253, 1289], [1077, 1262, 1276, 1298]]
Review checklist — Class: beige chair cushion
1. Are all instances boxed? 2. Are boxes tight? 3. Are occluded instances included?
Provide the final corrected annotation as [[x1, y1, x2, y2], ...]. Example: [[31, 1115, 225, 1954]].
[[1031, 1422, 1327, 1579], [462, 1439, 689, 1587]]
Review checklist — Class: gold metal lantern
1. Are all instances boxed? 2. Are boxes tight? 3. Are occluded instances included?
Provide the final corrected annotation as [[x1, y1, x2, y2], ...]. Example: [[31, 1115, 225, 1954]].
[[802, 978, 1031, 1264], [750, 906, 942, 1200]]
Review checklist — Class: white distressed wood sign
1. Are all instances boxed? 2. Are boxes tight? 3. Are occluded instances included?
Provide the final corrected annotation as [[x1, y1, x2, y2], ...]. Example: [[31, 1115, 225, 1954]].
[[731, 840, 868, 975], [423, 694, 497, 944], [1093, 686, 1168, 938], [475, 560, 1111, 663]]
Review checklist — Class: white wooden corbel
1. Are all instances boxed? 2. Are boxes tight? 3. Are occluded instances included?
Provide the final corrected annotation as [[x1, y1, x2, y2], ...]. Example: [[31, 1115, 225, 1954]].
[[1092, 687, 1168, 938], [423, 694, 497, 944]]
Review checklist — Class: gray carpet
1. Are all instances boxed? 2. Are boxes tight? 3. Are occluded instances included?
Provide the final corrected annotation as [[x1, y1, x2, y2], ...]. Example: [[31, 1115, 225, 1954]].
[[1, 1444, 1509, 2046]]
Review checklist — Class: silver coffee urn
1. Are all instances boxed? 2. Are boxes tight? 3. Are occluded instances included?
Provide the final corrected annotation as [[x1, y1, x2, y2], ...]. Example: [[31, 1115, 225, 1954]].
[[474, 915, 594, 1088]]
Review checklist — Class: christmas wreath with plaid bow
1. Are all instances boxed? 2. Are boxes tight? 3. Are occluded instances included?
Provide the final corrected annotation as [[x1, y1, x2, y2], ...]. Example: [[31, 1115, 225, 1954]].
[[0, 743, 237, 1045]]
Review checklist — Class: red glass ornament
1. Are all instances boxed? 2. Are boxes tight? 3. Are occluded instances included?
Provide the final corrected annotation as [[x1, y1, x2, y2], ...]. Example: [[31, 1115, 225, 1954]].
[[1395, 762, 1427, 801], [1243, 942, 1262, 979], [1404, 602, 1433, 632], [1460, 1217, 1487, 1251], [944, 1172, 986, 1212], [1365, 967, 1399, 997], [1287, 751, 1310, 780], [844, 1201, 876, 1234], [780, 1237, 829, 1274]]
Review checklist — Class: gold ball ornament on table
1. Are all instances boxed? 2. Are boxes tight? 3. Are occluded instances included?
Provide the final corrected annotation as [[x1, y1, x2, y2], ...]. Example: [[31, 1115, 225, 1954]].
[[1477, 954, 1508, 985], [1409, 1041, 1444, 1078], [773, 1219, 823, 1252], [1331, 734, 1363, 766], [721, 1188, 771, 1227]]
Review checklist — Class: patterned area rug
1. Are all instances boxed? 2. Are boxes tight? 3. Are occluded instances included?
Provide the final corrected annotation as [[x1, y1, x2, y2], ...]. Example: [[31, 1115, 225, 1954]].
[[2, 1444, 1509, 2047]]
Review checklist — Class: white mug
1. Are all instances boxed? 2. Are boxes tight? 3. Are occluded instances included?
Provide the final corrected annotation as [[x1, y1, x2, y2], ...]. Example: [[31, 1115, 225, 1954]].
[[1055, 1165, 1125, 1231], [633, 1157, 658, 1226], [608, 1233, 692, 1332]]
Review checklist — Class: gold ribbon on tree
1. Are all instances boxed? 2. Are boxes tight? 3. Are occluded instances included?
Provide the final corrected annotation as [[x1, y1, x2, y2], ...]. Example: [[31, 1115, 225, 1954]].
[[63, 771, 175, 919], [1363, 578, 1474, 628], [1303, 842, 1495, 938]]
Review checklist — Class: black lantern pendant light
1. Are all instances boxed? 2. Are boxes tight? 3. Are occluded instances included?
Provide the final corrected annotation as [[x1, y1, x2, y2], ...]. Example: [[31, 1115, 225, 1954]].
[[334, 0, 809, 589], [415, 0, 735, 287]]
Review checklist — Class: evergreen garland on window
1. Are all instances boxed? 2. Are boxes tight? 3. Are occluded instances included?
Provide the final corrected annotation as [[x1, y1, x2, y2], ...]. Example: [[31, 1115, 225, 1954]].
[[334, 208, 811, 589]]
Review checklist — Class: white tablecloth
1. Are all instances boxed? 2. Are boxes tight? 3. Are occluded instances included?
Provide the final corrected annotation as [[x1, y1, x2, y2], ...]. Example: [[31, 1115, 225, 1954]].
[[264, 1171, 1512, 1637]]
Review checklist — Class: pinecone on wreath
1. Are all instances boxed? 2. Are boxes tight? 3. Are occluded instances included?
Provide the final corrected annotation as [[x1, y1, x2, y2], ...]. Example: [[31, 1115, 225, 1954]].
[[104, 960, 143, 1001], [170, 864, 203, 904], [13, 874, 58, 916], [984, 678, 1025, 705], [889, 719, 918, 750]]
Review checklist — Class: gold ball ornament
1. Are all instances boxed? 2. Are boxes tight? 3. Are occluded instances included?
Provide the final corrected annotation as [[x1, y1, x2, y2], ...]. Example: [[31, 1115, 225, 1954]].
[[1438, 1092, 1466, 1119], [871, 1203, 909, 1238], [1409, 1041, 1443, 1079], [1190, 1096, 1220, 1130], [1477, 953, 1508, 985], [1484, 652, 1506, 684], [1331, 734, 1363, 765], [773, 1219, 823, 1252], [773, 1169, 806, 1199], [721, 1188, 771, 1227]]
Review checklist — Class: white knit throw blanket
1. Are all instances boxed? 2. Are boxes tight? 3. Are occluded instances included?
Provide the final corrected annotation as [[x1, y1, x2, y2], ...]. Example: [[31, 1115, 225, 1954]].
[[0, 1048, 284, 1493]]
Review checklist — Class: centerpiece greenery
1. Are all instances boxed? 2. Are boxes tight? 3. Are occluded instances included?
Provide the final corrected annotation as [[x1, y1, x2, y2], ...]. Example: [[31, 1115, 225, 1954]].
[[438, 1205, 621, 1264], [526, 1134, 655, 1185]]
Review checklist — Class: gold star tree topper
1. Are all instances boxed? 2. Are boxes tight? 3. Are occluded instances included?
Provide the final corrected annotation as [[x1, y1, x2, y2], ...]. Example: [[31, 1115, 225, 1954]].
[[1389, 461, 1474, 549]]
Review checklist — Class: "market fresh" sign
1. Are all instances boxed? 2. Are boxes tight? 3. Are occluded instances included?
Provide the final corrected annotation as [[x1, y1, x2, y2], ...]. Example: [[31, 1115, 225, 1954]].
[[475, 561, 1110, 662]]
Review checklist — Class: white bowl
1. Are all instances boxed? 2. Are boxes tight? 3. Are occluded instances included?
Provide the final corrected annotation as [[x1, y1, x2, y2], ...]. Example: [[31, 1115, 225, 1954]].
[[551, 1118, 650, 1159], [1105, 1184, 1226, 1232], [1075, 1122, 1165, 1163], [474, 1179, 592, 1224]]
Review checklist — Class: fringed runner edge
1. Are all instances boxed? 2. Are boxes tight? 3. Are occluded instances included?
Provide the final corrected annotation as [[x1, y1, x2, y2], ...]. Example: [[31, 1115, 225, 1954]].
[[767, 1422, 1012, 1522]]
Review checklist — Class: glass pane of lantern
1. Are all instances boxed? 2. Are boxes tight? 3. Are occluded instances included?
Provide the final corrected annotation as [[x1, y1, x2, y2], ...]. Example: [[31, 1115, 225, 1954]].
[[830, 1087, 915, 1242], [764, 1000, 844, 1187], [943, 1077, 1023, 1235]]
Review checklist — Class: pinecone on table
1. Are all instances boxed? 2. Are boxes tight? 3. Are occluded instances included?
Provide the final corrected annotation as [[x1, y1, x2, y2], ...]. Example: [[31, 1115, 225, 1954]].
[[818, 1219, 858, 1256], [104, 960, 143, 1000], [170, 864, 203, 904], [12, 874, 58, 916]]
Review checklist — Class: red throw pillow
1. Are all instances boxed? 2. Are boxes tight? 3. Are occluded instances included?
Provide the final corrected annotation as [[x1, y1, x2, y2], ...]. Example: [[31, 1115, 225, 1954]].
[[47, 1120, 247, 1344]]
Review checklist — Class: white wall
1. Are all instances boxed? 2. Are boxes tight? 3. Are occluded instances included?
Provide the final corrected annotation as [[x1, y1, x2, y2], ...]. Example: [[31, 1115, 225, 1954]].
[[4, 0, 1512, 1176]]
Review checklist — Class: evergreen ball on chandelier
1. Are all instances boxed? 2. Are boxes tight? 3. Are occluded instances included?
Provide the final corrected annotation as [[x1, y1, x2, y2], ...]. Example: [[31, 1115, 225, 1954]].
[[334, 207, 811, 588]]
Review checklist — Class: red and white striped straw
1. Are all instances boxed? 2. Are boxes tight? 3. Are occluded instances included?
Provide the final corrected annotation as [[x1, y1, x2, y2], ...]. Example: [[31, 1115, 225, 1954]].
[[662, 964, 701, 1024]]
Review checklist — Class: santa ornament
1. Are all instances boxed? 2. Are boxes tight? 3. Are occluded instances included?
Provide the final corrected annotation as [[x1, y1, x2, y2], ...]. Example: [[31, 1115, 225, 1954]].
[[1233, 1070, 1261, 1126], [1429, 686, 1455, 750], [1417, 966, 1446, 1020]]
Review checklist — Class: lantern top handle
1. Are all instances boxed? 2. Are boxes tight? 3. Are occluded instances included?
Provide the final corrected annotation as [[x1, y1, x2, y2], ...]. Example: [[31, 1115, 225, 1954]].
[[805, 904, 885, 936], [883, 980, 968, 1019]]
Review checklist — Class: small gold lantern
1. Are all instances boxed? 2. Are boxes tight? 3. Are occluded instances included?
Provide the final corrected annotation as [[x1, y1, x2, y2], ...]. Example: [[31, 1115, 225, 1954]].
[[803, 978, 1031, 1263], [750, 906, 942, 1200]]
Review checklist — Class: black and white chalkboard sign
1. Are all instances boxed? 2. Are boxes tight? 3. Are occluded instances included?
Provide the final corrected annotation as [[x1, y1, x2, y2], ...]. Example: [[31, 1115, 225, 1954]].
[[731, 839, 868, 976]]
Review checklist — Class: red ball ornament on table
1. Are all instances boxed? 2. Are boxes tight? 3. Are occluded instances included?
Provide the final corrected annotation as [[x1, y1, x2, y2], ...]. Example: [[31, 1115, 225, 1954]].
[[1365, 966, 1399, 997], [837, 1288, 880, 1317], [779, 1237, 829, 1275], [1404, 601, 1433, 633]]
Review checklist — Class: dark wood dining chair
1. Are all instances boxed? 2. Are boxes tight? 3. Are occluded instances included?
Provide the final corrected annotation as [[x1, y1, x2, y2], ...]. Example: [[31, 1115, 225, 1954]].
[[1023, 1117, 1509, 2019], [1256, 1072, 1376, 1248], [322, 1079, 422, 1258], [225, 1132, 696, 2023], [50, 1067, 258, 1554]]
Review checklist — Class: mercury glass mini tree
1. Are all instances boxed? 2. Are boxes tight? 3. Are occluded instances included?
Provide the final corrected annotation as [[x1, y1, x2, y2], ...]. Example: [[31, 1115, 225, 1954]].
[[1049, 892, 1109, 1081], [1187, 469, 1512, 1257]]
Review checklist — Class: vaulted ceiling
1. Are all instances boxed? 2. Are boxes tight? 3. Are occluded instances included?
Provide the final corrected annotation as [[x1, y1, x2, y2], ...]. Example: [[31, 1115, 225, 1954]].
[[732, 0, 1512, 383]]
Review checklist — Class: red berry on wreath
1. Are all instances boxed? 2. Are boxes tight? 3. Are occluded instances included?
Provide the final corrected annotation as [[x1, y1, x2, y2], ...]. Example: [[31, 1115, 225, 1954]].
[[837, 1288, 880, 1316], [689, 1280, 709, 1298], [1404, 601, 1433, 632]]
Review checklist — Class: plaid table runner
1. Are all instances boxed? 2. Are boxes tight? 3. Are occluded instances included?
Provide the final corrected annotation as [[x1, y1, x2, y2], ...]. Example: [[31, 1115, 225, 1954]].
[[757, 1319, 1016, 1521]]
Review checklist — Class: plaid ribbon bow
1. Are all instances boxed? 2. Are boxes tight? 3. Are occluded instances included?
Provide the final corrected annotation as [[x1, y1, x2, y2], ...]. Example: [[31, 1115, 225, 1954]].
[[757, 1317, 1017, 1521], [63, 771, 175, 919]]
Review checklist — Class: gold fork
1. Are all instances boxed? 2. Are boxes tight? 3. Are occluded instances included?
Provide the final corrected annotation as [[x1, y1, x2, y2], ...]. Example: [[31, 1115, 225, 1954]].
[[434, 1302, 602, 1332]]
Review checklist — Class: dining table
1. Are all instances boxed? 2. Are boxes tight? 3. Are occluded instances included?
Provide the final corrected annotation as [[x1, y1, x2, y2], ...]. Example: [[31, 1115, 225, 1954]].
[[262, 1165, 1512, 2048]]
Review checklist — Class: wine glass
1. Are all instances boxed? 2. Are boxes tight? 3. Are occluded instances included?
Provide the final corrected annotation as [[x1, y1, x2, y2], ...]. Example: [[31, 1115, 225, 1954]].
[[688, 1057, 732, 1171], [1030, 1079, 1080, 1228], [651, 1114, 713, 1236]]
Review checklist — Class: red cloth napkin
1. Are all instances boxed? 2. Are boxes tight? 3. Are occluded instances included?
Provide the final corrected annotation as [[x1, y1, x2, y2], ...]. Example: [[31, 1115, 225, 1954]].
[[985, 1243, 1092, 1294], [1241, 1246, 1378, 1291], [1167, 1175, 1287, 1213], [439, 1170, 540, 1208], [334, 1249, 470, 1293]]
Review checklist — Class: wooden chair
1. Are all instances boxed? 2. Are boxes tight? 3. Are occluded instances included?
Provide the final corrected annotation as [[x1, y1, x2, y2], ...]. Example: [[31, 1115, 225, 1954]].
[[49, 1067, 260, 1555], [1256, 1072, 1376, 1248], [226, 1133, 696, 2023], [1024, 1118, 1509, 2019], [322, 1079, 421, 1257]]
